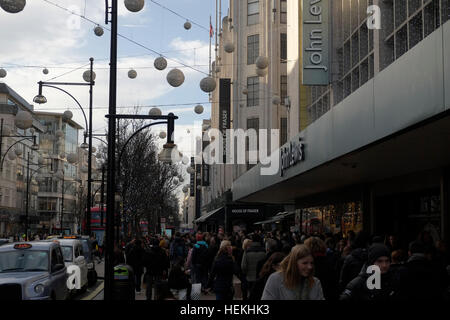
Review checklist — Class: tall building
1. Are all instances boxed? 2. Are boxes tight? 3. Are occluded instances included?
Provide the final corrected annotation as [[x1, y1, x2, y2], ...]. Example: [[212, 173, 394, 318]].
[[0, 83, 45, 238], [232, 0, 450, 244]]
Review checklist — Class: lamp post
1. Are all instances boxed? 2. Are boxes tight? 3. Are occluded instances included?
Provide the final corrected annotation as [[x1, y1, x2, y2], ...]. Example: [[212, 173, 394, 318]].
[[33, 58, 95, 237]]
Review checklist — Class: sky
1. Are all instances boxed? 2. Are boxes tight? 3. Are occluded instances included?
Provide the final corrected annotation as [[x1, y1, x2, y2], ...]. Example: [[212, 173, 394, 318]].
[[0, 0, 229, 204]]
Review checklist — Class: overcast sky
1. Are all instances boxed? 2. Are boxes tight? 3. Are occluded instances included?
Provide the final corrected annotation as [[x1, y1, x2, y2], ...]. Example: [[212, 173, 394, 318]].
[[0, 0, 228, 204]]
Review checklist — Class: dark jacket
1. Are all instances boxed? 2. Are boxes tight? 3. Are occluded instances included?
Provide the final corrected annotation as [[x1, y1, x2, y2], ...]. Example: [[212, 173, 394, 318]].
[[339, 265, 401, 301], [191, 241, 209, 270], [168, 263, 190, 290], [339, 248, 367, 292], [169, 237, 187, 263], [208, 253, 239, 294], [314, 254, 339, 300], [398, 253, 449, 300], [126, 244, 144, 272], [144, 246, 170, 277], [241, 243, 266, 282]]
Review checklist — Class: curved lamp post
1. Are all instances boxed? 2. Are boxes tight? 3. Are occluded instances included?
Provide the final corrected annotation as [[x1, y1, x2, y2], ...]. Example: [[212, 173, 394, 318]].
[[33, 58, 95, 237]]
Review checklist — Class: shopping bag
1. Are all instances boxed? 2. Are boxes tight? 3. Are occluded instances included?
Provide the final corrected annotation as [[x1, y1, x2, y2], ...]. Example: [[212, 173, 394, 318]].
[[190, 283, 202, 300]]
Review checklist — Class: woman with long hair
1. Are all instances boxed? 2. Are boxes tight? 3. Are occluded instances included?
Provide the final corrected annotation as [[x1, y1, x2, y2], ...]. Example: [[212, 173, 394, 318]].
[[207, 240, 239, 300], [249, 252, 286, 300], [261, 245, 325, 300]]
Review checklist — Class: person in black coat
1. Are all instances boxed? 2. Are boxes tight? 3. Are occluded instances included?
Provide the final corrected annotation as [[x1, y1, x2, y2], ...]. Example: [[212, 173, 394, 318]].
[[340, 243, 401, 301], [207, 240, 239, 300], [143, 238, 170, 300], [125, 238, 145, 292], [338, 231, 369, 292]]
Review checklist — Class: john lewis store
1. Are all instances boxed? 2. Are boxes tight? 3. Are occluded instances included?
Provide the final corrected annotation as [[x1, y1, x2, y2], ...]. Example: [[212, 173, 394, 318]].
[[232, 1, 450, 246]]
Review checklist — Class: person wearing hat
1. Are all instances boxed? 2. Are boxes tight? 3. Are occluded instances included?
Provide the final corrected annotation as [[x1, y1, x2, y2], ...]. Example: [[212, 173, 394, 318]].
[[340, 243, 401, 301]]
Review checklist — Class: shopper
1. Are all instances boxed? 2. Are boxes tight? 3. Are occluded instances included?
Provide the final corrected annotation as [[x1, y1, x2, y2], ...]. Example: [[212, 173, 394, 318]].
[[241, 234, 266, 300], [261, 244, 324, 300], [125, 238, 145, 293], [191, 233, 210, 293], [250, 252, 286, 300]]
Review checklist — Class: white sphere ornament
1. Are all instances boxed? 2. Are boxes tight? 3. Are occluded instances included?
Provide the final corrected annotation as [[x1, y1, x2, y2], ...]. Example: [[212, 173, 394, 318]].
[[242, 88, 248, 95], [94, 26, 104, 37], [91, 147, 97, 153], [83, 70, 96, 83], [184, 21, 192, 30], [15, 110, 33, 129], [43, 68, 49, 75], [256, 56, 269, 69], [187, 167, 194, 174], [182, 156, 189, 165], [179, 176, 184, 183], [14, 148, 23, 157], [0, 68, 6, 78], [96, 153, 102, 159], [167, 69, 185, 87], [128, 69, 137, 79], [173, 178, 179, 185], [124, 0, 145, 12], [256, 67, 268, 77], [197, 185, 202, 190], [55, 130, 64, 138], [200, 76, 216, 93], [154, 57, 167, 71], [182, 186, 188, 193], [159, 131, 166, 139], [149, 107, 162, 116], [67, 153, 78, 164], [272, 95, 281, 105], [59, 153, 66, 159], [8, 152, 16, 161], [0, 0, 26, 13], [224, 42, 235, 53], [62, 110, 73, 121], [194, 105, 204, 115]]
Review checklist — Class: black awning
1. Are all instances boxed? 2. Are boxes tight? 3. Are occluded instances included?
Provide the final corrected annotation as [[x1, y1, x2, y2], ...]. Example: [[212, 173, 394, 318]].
[[194, 207, 224, 224]]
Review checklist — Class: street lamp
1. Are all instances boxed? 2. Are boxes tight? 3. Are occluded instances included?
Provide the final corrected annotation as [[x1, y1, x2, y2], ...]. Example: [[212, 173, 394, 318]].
[[33, 58, 95, 237]]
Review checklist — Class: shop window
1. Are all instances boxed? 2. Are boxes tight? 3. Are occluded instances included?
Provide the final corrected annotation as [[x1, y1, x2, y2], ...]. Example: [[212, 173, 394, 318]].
[[247, 34, 259, 65], [395, 25, 408, 59]]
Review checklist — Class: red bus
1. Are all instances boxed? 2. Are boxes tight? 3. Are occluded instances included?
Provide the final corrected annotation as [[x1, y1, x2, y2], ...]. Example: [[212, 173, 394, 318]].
[[83, 207, 106, 246]]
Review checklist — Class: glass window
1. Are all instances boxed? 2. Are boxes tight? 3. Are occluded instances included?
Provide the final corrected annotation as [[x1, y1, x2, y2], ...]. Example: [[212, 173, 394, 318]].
[[280, 0, 287, 24], [61, 246, 73, 262], [0, 250, 49, 272], [281, 33, 287, 62], [248, 0, 259, 25], [246, 118, 259, 170], [281, 76, 288, 105], [280, 118, 288, 146], [247, 76, 259, 107], [247, 34, 260, 65]]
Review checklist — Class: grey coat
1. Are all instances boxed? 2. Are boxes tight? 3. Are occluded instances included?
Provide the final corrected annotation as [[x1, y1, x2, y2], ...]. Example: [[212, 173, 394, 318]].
[[241, 243, 266, 282], [261, 271, 325, 300]]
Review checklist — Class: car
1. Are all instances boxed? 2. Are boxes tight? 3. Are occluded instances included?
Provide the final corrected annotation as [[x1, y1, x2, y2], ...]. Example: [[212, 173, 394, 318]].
[[57, 239, 89, 293], [0, 241, 69, 300], [0, 239, 9, 246]]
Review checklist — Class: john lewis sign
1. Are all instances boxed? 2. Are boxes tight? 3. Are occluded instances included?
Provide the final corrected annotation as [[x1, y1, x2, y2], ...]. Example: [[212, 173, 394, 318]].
[[302, 0, 330, 85]]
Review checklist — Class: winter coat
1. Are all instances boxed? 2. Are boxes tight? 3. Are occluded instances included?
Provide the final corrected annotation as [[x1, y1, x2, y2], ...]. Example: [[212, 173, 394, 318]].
[[314, 254, 339, 300], [339, 248, 368, 291], [168, 264, 190, 290], [126, 244, 144, 272], [169, 237, 187, 263], [241, 243, 266, 282], [261, 271, 325, 300], [144, 246, 170, 277], [208, 253, 239, 294], [339, 265, 401, 301], [397, 253, 449, 300], [191, 241, 209, 270]]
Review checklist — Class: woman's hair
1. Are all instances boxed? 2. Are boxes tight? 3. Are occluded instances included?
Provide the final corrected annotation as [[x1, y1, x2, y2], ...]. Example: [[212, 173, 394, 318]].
[[259, 252, 286, 279], [280, 244, 314, 290], [217, 240, 232, 256], [304, 236, 327, 256], [242, 238, 252, 250]]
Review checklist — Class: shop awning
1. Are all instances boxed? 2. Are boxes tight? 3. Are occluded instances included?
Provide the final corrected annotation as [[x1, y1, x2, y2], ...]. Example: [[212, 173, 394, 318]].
[[194, 207, 224, 224], [254, 211, 295, 225]]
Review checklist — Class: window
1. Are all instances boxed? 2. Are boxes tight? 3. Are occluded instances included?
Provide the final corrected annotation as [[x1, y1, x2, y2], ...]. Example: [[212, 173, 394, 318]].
[[247, 77, 259, 107], [247, 34, 260, 65], [280, 118, 288, 146], [280, 0, 287, 24], [281, 33, 287, 62], [281, 76, 288, 105], [248, 0, 259, 25], [246, 118, 259, 170]]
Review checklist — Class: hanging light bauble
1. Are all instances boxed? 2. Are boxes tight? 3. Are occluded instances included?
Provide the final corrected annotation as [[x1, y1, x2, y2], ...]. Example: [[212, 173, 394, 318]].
[[167, 69, 185, 87], [124, 0, 145, 12], [272, 95, 281, 105], [194, 105, 204, 115], [256, 56, 269, 69], [149, 107, 162, 116], [154, 56, 167, 71], [8, 152, 16, 161], [0, 68, 6, 78], [0, 0, 26, 13], [83, 70, 96, 83], [179, 176, 184, 183], [182, 185, 188, 193], [43, 68, 49, 75], [95, 153, 102, 159], [224, 42, 235, 53], [182, 156, 189, 165], [187, 167, 194, 174], [55, 130, 64, 138], [38, 156, 45, 165], [67, 153, 78, 164], [14, 148, 23, 157], [59, 152, 66, 159], [62, 110, 73, 121], [173, 178, 179, 185], [200, 76, 216, 93], [128, 69, 137, 79], [197, 185, 202, 190], [159, 131, 166, 139], [256, 67, 268, 77], [184, 21, 192, 30], [94, 26, 104, 36], [242, 88, 248, 95], [15, 110, 33, 129]]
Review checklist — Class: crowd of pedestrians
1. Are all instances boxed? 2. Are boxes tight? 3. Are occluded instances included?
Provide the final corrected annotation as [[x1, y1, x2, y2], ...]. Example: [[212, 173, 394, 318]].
[[114, 229, 450, 300]]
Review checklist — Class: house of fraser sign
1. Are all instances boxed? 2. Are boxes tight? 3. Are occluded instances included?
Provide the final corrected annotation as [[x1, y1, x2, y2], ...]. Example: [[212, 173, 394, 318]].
[[302, 0, 330, 85]]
